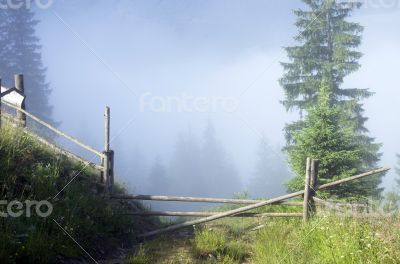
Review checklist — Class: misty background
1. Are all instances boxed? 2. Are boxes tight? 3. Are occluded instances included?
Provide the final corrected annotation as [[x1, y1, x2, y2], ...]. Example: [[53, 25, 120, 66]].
[[26, 1, 400, 204]]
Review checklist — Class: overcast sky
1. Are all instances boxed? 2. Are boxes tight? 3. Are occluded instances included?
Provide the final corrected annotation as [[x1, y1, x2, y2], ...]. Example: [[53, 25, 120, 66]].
[[33, 0, 400, 192]]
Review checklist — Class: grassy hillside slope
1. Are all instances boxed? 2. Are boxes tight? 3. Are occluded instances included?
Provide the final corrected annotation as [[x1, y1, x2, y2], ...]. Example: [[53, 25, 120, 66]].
[[0, 123, 157, 263], [127, 207, 400, 263]]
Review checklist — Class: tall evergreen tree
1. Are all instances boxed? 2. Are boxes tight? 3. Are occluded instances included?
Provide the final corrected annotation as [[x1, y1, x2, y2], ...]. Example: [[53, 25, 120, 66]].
[[287, 81, 382, 199], [281, 0, 383, 197], [248, 136, 292, 198], [0, 4, 55, 124], [280, 0, 368, 120]]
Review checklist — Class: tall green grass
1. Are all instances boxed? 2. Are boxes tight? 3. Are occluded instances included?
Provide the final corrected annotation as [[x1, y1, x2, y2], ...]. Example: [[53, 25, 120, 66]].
[[0, 123, 152, 263], [252, 215, 400, 264], [132, 203, 400, 263]]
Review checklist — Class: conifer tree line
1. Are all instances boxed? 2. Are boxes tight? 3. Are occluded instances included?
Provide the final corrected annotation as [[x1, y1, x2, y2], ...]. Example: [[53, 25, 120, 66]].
[[281, 0, 384, 199], [145, 121, 242, 199], [124, 121, 291, 210], [248, 136, 292, 198], [0, 1, 55, 125]]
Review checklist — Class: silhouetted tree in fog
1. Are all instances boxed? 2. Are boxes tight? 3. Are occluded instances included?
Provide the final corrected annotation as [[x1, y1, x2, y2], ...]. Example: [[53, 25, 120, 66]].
[[120, 146, 148, 193], [248, 136, 291, 198], [169, 129, 204, 196], [148, 156, 169, 195], [0, 4, 56, 125], [168, 122, 242, 198], [201, 120, 242, 197]]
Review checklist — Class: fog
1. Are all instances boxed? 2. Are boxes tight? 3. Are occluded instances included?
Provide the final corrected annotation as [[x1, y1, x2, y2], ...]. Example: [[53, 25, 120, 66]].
[[30, 0, 400, 202]]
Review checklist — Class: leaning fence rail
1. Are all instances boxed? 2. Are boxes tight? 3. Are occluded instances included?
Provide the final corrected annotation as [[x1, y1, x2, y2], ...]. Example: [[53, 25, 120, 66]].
[[1, 99, 103, 157], [136, 167, 390, 238], [0, 75, 391, 239]]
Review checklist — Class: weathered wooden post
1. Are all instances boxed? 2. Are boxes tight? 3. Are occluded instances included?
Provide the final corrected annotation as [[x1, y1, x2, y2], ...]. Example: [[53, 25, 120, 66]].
[[109, 150, 114, 194], [103, 106, 110, 192], [15, 74, 26, 127], [102, 106, 114, 194], [0, 78, 2, 128], [303, 157, 312, 222], [309, 159, 320, 216]]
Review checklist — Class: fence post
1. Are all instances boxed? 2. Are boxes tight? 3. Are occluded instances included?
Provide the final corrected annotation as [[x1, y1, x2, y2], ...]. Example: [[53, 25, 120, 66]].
[[303, 157, 312, 222], [0, 78, 2, 129], [109, 150, 114, 194], [103, 106, 110, 192], [100, 156, 105, 183], [15, 74, 26, 127], [309, 159, 319, 216]]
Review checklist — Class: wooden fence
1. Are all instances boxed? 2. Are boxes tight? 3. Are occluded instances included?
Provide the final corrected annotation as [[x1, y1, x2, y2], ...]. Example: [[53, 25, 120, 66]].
[[0, 74, 391, 239], [111, 155, 389, 238], [0, 74, 114, 192]]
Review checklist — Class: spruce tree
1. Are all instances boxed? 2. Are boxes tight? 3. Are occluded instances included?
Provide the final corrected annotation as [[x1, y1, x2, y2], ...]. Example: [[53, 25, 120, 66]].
[[287, 81, 382, 199], [281, 0, 383, 197], [280, 0, 368, 120], [0, 4, 56, 125]]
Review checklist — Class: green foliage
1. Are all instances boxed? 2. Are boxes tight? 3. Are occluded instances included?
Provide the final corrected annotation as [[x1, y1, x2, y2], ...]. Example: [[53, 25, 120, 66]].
[[193, 228, 227, 257], [286, 83, 382, 198], [252, 216, 400, 264], [193, 226, 249, 263], [0, 124, 150, 263], [383, 191, 400, 214], [280, 0, 367, 115], [133, 202, 400, 264], [124, 246, 150, 264], [281, 0, 383, 198]]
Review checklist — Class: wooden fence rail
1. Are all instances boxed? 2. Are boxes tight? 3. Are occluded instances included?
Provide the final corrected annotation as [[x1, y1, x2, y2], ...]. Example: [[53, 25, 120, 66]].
[[1, 99, 103, 157], [0, 74, 391, 240], [111, 194, 303, 206], [0, 74, 113, 191], [138, 167, 389, 238], [125, 211, 303, 218]]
